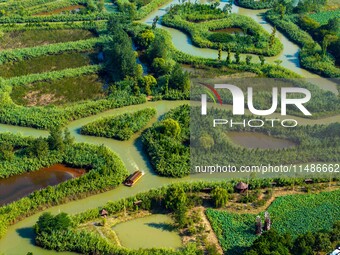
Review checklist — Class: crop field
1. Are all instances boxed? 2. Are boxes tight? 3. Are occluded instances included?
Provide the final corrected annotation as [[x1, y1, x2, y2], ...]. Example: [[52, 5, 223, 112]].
[[206, 189, 340, 254], [10, 74, 105, 106], [0, 51, 97, 78], [308, 9, 340, 25], [0, 29, 95, 50]]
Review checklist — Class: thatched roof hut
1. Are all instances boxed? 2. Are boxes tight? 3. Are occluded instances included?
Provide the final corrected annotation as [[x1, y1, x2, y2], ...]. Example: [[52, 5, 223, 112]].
[[235, 182, 248, 193], [100, 209, 108, 217]]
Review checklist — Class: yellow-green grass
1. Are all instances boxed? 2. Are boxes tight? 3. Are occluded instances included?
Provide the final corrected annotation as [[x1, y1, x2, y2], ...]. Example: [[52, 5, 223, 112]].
[[0, 51, 98, 78], [10, 74, 105, 106], [0, 29, 95, 50]]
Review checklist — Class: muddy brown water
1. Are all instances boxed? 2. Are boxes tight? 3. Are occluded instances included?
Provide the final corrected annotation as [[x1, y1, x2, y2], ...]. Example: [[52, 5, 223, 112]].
[[0, 164, 85, 206]]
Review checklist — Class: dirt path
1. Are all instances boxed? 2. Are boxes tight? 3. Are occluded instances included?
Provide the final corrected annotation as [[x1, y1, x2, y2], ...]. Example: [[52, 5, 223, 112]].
[[198, 206, 224, 255]]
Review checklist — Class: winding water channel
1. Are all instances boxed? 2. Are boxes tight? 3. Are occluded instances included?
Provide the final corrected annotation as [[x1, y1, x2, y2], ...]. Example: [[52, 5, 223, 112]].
[[0, 1, 339, 254]]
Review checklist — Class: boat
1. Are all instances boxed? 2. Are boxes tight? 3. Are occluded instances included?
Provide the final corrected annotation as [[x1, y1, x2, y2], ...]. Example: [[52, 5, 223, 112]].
[[124, 170, 143, 187]]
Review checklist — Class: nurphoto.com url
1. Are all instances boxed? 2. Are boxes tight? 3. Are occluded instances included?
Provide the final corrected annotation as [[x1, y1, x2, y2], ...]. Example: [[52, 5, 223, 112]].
[[194, 163, 340, 175]]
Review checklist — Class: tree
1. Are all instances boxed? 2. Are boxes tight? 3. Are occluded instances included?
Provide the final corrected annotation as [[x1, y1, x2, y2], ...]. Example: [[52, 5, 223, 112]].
[[165, 186, 188, 228], [64, 128, 74, 146], [269, 27, 277, 48], [259, 55, 265, 65], [28, 137, 49, 159], [246, 55, 252, 65], [119, 2, 136, 19], [162, 118, 181, 138], [211, 187, 228, 208], [226, 46, 231, 64], [234, 50, 240, 64], [142, 75, 157, 95], [35, 212, 72, 235], [104, 28, 137, 81], [279, 4, 286, 19], [147, 35, 168, 60], [48, 126, 64, 151], [152, 58, 172, 76], [223, 0, 232, 14], [198, 133, 214, 151], [314, 233, 332, 252], [168, 63, 190, 92], [293, 232, 315, 255], [217, 44, 222, 61], [97, 0, 105, 11], [322, 34, 337, 57], [152, 15, 159, 29], [0, 142, 14, 161], [136, 29, 155, 49]]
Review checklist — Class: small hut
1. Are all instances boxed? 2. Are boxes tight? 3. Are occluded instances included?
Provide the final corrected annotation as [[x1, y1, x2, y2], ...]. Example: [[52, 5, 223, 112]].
[[305, 178, 313, 184], [235, 182, 249, 193], [100, 209, 108, 217], [133, 200, 143, 206]]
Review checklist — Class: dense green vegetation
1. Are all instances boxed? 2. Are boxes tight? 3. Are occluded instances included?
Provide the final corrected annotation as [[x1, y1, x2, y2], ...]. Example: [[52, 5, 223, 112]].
[[142, 104, 190, 177], [266, 1, 340, 77], [206, 189, 340, 254], [0, 29, 95, 50], [162, 4, 283, 56], [235, 0, 276, 9], [116, 0, 172, 19], [0, 130, 128, 238], [11, 73, 105, 106], [245, 225, 340, 255], [81, 108, 156, 140]]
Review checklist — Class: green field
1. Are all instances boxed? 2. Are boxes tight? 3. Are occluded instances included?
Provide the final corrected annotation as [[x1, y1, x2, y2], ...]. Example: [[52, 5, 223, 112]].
[[0, 52, 97, 78], [308, 10, 340, 25], [10, 74, 105, 106], [0, 29, 95, 50], [206, 189, 340, 254]]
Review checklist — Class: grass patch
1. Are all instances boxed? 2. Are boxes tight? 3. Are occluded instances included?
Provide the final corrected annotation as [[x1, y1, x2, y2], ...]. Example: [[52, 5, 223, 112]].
[[0, 51, 98, 78], [308, 10, 340, 25], [10, 74, 105, 106], [80, 108, 156, 140], [206, 189, 340, 254], [0, 29, 95, 50], [35, 5, 85, 16]]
